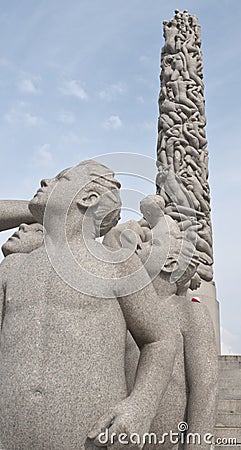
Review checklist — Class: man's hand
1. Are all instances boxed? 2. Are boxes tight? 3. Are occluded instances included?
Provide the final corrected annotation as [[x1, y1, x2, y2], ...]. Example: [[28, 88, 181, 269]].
[[189, 272, 202, 291], [120, 228, 143, 252], [88, 398, 151, 449]]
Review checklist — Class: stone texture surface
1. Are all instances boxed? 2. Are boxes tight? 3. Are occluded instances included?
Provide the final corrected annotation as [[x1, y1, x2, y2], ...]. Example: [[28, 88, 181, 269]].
[[0, 200, 35, 232], [156, 10, 214, 283], [156, 10, 221, 354], [0, 161, 182, 450], [1, 223, 43, 257], [215, 356, 241, 448], [188, 280, 221, 353], [104, 198, 218, 449], [124, 291, 218, 450]]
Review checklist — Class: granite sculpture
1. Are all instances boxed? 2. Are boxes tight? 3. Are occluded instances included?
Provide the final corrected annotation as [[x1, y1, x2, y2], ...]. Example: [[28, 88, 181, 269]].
[[0, 160, 181, 450], [0, 9, 219, 450], [104, 195, 218, 449], [157, 10, 213, 283], [1, 222, 43, 257], [0, 200, 35, 232]]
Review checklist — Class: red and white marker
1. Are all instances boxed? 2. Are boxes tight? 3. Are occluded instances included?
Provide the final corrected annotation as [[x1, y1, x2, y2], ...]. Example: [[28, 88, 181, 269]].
[[191, 297, 201, 303]]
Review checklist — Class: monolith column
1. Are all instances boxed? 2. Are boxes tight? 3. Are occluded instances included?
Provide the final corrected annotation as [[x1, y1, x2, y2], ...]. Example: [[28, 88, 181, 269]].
[[156, 10, 220, 351]]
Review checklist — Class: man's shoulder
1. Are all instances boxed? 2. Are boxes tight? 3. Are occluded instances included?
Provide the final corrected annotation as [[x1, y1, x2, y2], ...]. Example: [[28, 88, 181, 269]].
[[116, 250, 143, 274], [103, 220, 143, 249], [114, 251, 154, 298], [1, 253, 27, 268], [0, 253, 28, 283]]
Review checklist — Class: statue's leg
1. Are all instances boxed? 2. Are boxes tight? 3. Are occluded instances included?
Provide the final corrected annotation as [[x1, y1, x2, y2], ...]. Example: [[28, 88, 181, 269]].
[[85, 438, 107, 450]]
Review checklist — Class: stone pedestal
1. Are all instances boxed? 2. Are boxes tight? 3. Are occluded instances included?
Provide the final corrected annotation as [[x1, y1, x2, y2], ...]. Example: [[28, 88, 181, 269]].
[[215, 356, 241, 448], [188, 280, 221, 353]]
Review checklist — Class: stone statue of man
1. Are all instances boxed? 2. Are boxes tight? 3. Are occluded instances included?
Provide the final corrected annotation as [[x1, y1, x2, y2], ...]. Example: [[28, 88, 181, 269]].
[[1, 222, 43, 257], [0, 160, 178, 450], [103, 194, 218, 450]]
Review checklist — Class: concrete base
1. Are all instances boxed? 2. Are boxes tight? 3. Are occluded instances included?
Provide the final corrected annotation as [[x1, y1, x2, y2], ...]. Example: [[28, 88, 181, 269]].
[[188, 280, 221, 353], [215, 355, 241, 448]]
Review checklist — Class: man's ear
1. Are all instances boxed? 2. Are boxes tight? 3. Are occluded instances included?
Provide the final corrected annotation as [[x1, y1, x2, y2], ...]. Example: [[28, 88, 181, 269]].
[[163, 257, 178, 274], [77, 191, 99, 210]]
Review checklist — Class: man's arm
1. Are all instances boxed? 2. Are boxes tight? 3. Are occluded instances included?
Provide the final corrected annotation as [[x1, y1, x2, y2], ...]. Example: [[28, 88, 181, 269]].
[[0, 255, 23, 329], [89, 254, 178, 448], [117, 257, 178, 418], [0, 276, 4, 332], [183, 300, 218, 450], [0, 259, 8, 331], [0, 200, 35, 232]]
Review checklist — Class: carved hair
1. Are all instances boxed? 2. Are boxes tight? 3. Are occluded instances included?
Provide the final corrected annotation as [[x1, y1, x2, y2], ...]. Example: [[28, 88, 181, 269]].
[[76, 160, 122, 236], [141, 194, 165, 211], [76, 160, 121, 193]]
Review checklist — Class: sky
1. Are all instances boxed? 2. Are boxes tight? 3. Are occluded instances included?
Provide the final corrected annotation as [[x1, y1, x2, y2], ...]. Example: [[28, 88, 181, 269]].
[[0, 0, 240, 354]]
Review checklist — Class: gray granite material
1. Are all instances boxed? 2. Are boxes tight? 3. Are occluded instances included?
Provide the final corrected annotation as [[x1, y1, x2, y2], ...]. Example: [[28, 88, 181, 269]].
[[1, 223, 43, 257], [104, 193, 218, 449], [156, 10, 214, 283], [0, 200, 35, 232], [0, 11, 219, 450], [0, 161, 179, 450]]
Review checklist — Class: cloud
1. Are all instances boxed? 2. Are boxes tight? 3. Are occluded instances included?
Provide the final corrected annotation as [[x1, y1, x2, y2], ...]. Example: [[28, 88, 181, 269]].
[[59, 131, 84, 146], [59, 111, 76, 124], [99, 82, 127, 101], [24, 113, 41, 126], [17, 78, 39, 94], [103, 115, 122, 130], [142, 121, 156, 131], [60, 80, 88, 100], [33, 144, 53, 167], [5, 108, 42, 126], [0, 58, 9, 66], [4, 110, 16, 123], [221, 327, 241, 354], [139, 55, 151, 64]]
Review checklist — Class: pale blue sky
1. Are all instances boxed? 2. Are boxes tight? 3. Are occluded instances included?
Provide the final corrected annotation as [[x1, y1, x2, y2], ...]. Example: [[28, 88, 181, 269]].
[[0, 0, 240, 353]]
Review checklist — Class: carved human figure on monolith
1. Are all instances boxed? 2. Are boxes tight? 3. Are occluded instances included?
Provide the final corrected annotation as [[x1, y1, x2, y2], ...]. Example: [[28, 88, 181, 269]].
[[157, 10, 214, 284]]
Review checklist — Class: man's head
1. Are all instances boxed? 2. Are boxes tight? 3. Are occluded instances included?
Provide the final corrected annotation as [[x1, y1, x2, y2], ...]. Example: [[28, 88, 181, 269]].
[[162, 231, 200, 294], [28, 167, 71, 224], [140, 195, 165, 229], [29, 160, 122, 237], [2, 223, 43, 257]]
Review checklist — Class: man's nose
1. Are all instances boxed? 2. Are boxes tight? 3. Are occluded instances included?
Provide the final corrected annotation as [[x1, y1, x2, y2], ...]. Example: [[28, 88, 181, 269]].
[[40, 178, 50, 188]]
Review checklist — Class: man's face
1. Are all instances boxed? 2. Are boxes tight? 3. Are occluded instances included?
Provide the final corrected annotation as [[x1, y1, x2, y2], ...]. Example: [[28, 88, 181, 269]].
[[2, 223, 43, 257], [29, 163, 121, 237], [140, 198, 156, 226], [97, 189, 122, 237], [140, 198, 159, 228], [29, 168, 71, 223], [140, 199, 151, 222]]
